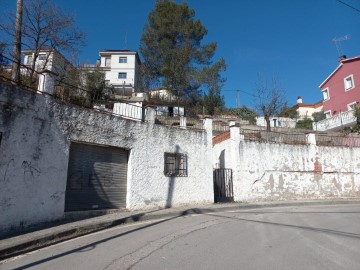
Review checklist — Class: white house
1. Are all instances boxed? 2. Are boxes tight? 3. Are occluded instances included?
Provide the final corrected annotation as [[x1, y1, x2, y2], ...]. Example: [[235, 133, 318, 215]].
[[256, 116, 297, 129], [292, 96, 323, 120], [23, 49, 72, 94], [98, 50, 141, 97], [148, 89, 185, 116]]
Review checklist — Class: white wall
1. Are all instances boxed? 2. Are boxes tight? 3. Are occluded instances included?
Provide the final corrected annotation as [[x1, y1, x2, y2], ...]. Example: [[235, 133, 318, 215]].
[[256, 116, 296, 128], [0, 84, 69, 233], [0, 83, 213, 233], [213, 126, 360, 202]]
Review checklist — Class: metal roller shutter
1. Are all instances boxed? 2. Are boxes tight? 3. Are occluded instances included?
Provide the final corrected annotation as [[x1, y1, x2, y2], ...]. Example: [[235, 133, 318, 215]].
[[65, 142, 128, 211]]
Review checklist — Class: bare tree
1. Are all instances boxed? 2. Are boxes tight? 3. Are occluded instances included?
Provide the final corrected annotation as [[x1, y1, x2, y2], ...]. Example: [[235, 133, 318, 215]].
[[253, 74, 287, 131], [2, 0, 85, 80]]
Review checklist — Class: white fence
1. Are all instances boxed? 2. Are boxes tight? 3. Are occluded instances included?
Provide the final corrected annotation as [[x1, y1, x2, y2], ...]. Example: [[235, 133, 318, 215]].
[[313, 110, 357, 131]]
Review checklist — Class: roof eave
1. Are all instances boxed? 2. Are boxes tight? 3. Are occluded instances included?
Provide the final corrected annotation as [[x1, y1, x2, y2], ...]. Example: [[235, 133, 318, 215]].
[[319, 63, 343, 89]]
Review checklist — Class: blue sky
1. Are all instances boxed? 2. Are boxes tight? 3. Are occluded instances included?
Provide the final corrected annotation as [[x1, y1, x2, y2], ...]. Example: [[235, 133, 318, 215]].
[[2, 0, 360, 108]]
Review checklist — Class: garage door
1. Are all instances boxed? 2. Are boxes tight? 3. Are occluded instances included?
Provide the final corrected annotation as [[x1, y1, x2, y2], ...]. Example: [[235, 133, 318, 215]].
[[65, 142, 128, 211]]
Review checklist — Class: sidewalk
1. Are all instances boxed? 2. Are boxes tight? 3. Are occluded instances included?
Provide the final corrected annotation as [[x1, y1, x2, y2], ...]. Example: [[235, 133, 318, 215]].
[[1, 199, 360, 260]]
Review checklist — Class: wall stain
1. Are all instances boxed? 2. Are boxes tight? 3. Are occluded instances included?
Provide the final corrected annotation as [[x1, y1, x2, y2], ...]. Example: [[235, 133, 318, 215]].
[[332, 178, 342, 192], [279, 175, 284, 191], [50, 191, 62, 202], [1, 159, 15, 183], [268, 174, 274, 191], [352, 176, 355, 192], [21, 161, 41, 184], [314, 158, 322, 174], [0, 197, 13, 208]]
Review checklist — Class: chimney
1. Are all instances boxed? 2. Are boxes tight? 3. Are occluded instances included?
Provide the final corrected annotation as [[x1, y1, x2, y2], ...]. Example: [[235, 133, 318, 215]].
[[297, 96, 303, 104], [339, 55, 347, 63]]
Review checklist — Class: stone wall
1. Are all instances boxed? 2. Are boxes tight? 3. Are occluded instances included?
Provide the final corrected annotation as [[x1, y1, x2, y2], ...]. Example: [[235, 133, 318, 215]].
[[213, 125, 360, 202], [0, 83, 213, 232]]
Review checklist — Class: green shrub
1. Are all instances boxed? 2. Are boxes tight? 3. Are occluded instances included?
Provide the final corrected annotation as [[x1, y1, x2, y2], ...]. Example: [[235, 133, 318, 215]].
[[296, 118, 313, 130]]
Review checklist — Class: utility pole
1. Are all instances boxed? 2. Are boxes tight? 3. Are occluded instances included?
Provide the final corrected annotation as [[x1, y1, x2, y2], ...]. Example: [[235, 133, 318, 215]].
[[11, 0, 23, 85]]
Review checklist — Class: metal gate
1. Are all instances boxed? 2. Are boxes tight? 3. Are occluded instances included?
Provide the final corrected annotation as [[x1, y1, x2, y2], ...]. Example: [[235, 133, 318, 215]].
[[65, 142, 128, 211], [213, 168, 234, 202]]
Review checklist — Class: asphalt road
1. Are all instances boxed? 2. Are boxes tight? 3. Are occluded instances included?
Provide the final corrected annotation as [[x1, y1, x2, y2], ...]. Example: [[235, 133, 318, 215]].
[[1, 204, 360, 270]]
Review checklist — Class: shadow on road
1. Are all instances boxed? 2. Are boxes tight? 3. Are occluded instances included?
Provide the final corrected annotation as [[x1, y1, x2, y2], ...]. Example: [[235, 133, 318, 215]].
[[9, 208, 360, 269], [205, 212, 360, 239], [10, 208, 203, 270]]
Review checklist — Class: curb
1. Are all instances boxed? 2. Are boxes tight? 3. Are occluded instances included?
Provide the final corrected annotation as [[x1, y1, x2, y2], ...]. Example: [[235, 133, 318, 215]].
[[1, 199, 360, 261]]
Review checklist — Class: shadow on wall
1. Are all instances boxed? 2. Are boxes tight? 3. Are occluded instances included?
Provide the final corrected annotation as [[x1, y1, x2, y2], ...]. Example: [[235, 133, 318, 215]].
[[165, 144, 180, 208], [219, 149, 225, 168]]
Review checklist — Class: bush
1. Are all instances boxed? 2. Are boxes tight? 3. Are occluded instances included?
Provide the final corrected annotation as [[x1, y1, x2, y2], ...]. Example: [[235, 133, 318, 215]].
[[296, 118, 313, 130]]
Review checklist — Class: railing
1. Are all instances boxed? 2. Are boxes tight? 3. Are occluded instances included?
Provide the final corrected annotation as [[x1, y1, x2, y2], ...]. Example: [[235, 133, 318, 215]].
[[238, 127, 360, 147], [313, 110, 357, 131], [316, 134, 360, 147], [240, 129, 308, 145], [212, 121, 230, 134], [112, 102, 144, 121], [0, 54, 41, 91], [1, 53, 148, 122], [186, 117, 204, 130], [155, 115, 204, 130]]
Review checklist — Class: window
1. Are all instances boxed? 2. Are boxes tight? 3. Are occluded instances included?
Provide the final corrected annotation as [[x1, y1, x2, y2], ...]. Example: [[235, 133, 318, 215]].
[[119, 57, 127, 63], [118, 72, 127, 79], [347, 102, 357, 111], [164, 152, 187, 177], [324, 110, 332, 119], [38, 55, 47, 61], [26, 56, 33, 65], [105, 57, 111, 67], [344, 75, 354, 91], [322, 88, 329, 100]]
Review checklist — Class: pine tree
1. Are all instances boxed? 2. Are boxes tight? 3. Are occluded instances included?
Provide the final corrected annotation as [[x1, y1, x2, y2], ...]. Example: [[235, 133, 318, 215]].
[[140, 0, 226, 107]]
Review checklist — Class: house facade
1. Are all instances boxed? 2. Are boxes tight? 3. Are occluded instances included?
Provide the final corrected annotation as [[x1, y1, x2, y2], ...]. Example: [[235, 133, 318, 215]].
[[98, 50, 141, 97], [320, 56, 360, 118], [314, 55, 360, 131], [22, 49, 73, 94]]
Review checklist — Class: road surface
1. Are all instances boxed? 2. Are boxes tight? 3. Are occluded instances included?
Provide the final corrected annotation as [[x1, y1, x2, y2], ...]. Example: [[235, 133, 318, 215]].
[[1, 204, 360, 270]]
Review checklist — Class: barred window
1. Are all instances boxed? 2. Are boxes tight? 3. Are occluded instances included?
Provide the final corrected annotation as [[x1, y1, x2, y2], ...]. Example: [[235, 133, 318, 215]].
[[164, 152, 187, 177]]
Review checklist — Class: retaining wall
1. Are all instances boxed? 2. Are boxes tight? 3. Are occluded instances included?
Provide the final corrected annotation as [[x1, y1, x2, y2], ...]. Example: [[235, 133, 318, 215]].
[[213, 126, 360, 202], [0, 83, 213, 233]]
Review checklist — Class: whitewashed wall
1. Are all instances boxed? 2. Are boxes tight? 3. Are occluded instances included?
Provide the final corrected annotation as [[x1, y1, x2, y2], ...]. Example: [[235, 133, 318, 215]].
[[256, 116, 296, 128], [0, 83, 213, 233], [213, 126, 360, 202]]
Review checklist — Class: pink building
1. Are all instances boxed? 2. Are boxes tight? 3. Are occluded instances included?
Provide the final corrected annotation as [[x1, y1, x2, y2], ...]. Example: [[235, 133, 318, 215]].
[[319, 56, 360, 118]]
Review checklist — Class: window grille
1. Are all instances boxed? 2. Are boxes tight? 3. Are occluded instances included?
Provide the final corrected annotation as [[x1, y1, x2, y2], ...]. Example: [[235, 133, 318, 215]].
[[164, 152, 187, 177]]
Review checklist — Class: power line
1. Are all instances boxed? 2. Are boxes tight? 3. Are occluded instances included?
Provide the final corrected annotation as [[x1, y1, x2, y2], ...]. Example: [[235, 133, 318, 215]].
[[221, 89, 258, 98], [336, 0, 360, 13]]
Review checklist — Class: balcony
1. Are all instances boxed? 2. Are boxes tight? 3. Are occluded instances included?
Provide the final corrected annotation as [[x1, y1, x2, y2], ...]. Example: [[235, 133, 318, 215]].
[[313, 110, 357, 131]]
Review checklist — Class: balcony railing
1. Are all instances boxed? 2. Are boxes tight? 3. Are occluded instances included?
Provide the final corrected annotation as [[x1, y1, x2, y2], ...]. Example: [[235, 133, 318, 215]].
[[313, 110, 357, 131]]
